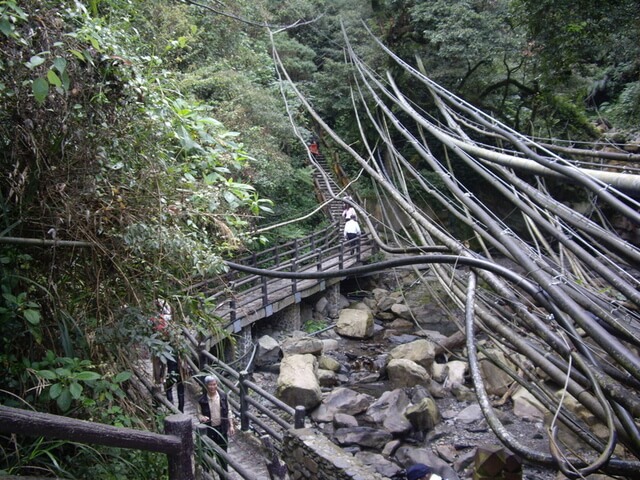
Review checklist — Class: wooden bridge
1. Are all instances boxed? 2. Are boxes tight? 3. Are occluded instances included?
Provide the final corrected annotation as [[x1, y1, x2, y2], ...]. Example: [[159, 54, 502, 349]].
[[199, 221, 376, 335]]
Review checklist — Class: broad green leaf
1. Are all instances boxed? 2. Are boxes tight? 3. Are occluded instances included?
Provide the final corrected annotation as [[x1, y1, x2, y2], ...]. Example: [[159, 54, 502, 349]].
[[23, 309, 40, 325], [53, 57, 67, 74], [114, 371, 132, 383], [37, 369, 57, 380], [49, 383, 62, 399], [32, 77, 48, 104], [47, 70, 62, 87], [0, 18, 14, 37], [57, 388, 72, 411], [54, 367, 71, 378], [2, 293, 17, 304], [73, 371, 101, 381], [26, 55, 46, 69], [69, 49, 85, 61], [61, 70, 70, 91], [69, 382, 83, 399], [176, 126, 198, 151]]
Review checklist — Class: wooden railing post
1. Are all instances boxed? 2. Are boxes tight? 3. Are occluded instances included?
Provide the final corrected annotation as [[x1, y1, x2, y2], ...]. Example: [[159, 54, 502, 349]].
[[339, 238, 345, 269], [261, 275, 268, 306], [239, 370, 250, 432], [316, 248, 322, 271], [294, 406, 306, 429], [164, 414, 194, 480], [229, 298, 237, 324], [291, 260, 297, 296]]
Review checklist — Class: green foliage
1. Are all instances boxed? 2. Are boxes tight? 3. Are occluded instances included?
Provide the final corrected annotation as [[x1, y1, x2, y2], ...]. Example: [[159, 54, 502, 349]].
[[602, 81, 640, 128], [302, 318, 328, 333], [26, 350, 129, 413]]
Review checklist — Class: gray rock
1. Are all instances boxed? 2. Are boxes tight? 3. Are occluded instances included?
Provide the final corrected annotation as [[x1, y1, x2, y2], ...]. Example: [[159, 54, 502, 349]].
[[388, 339, 437, 370], [354, 451, 402, 478], [335, 308, 374, 339], [334, 412, 358, 428], [311, 387, 374, 422], [281, 335, 324, 357], [276, 353, 322, 410], [364, 388, 412, 435], [405, 396, 441, 432], [387, 358, 430, 388], [255, 334, 281, 368], [334, 426, 393, 449]]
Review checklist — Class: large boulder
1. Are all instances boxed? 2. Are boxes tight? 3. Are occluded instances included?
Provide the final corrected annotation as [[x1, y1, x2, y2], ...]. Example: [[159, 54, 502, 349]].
[[364, 388, 412, 435], [479, 349, 516, 396], [387, 358, 430, 388], [512, 386, 546, 421], [335, 308, 374, 339], [281, 335, 324, 357], [333, 426, 393, 449], [276, 353, 322, 410], [311, 387, 374, 422], [404, 397, 441, 432], [254, 334, 281, 368], [388, 338, 437, 370]]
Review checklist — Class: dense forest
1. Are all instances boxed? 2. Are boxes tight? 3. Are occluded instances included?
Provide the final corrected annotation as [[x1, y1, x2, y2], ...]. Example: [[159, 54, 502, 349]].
[[1, 0, 639, 477]]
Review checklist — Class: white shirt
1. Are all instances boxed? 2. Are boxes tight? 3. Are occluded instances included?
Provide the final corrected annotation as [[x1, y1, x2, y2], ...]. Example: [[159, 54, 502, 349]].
[[207, 392, 221, 426], [342, 207, 356, 219], [344, 219, 361, 236]]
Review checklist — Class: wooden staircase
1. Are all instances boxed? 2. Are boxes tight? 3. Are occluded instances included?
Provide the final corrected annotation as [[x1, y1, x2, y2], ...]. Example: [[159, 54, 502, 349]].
[[310, 153, 344, 222]]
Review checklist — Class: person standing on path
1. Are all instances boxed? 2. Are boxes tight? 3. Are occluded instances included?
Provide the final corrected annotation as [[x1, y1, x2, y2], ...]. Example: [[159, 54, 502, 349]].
[[341, 197, 356, 222], [343, 215, 361, 255], [151, 298, 186, 412], [198, 375, 235, 472], [309, 139, 320, 159]]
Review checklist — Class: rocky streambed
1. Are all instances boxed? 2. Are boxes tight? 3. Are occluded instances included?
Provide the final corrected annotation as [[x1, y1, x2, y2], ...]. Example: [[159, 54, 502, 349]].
[[250, 270, 615, 480]]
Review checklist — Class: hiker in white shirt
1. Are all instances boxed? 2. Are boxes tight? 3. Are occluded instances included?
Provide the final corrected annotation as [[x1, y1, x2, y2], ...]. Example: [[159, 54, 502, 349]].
[[343, 215, 361, 254]]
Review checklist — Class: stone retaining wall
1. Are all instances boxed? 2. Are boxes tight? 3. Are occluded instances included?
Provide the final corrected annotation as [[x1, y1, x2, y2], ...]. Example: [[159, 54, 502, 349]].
[[284, 428, 387, 480]]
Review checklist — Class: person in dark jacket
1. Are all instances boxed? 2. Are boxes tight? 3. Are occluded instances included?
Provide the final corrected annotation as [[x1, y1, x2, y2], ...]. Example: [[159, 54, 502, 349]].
[[406, 463, 446, 480], [198, 375, 235, 471]]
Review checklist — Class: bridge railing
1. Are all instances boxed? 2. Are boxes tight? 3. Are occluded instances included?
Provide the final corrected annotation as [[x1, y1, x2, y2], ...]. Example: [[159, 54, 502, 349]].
[[234, 221, 341, 270], [199, 221, 374, 330]]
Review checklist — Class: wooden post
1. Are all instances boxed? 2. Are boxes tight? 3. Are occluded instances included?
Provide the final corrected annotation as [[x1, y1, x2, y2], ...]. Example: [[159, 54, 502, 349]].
[[261, 274, 268, 306], [291, 260, 297, 296], [294, 406, 305, 429], [230, 298, 236, 324], [316, 248, 322, 271], [239, 370, 250, 432], [164, 414, 194, 480]]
